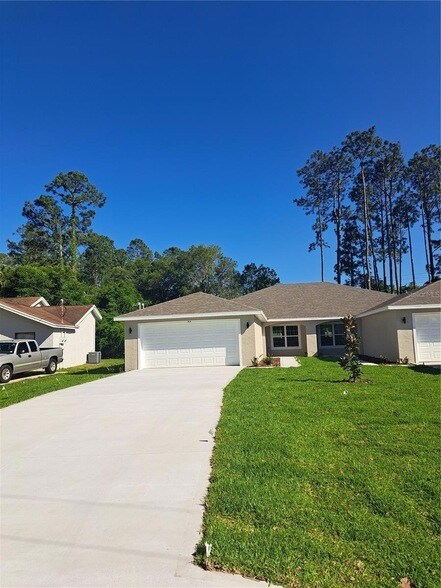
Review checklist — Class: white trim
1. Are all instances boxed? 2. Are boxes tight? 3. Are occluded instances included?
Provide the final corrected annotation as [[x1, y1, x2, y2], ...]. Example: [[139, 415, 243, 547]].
[[356, 307, 389, 318], [115, 310, 267, 322], [0, 302, 77, 329], [137, 333, 142, 370], [75, 305, 102, 326], [266, 316, 344, 323], [389, 304, 441, 311], [137, 317, 244, 369], [412, 313, 418, 365], [31, 297, 50, 307], [357, 303, 441, 318]]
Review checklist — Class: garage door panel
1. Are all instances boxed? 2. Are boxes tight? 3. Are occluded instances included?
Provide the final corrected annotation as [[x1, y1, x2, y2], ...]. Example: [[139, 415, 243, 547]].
[[414, 313, 441, 364], [139, 319, 240, 368]]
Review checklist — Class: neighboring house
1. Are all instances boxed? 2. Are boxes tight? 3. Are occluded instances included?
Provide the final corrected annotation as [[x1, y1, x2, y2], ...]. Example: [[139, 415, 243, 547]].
[[358, 281, 441, 364], [114, 281, 440, 369], [0, 296, 102, 368]]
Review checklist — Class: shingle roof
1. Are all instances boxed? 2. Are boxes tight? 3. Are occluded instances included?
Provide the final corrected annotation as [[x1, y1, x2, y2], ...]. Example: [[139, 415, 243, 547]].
[[0, 298, 98, 327], [234, 282, 396, 320], [116, 291, 263, 319], [0, 296, 43, 307], [389, 281, 441, 306], [361, 281, 441, 314]]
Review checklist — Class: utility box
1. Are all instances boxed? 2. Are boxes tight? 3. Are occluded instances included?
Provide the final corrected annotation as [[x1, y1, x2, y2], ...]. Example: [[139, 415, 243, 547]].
[[87, 351, 102, 364]]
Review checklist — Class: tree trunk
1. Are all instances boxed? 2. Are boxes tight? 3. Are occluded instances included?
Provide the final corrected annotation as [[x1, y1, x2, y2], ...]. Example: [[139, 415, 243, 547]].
[[335, 178, 342, 284], [423, 201, 435, 281], [378, 203, 386, 291], [360, 166, 371, 289], [70, 205, 77, 275], [407, 224, 416, 287], [57, 222, 64, 268], [421, 204, 431, 282], [384, 193, 394, 292], [318, 210, 325, 282], [368, 218, 380, 289]]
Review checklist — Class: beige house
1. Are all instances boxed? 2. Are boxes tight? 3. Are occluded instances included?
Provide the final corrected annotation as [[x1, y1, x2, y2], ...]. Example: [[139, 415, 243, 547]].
[[0, 296, 102, 368], [115, 281, 440, 369], [358, 281, 441, 364]]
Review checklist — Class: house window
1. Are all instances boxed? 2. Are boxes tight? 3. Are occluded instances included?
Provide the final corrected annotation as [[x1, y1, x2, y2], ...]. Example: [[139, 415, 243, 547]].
[[272, 325, 299, 348], [319, 323, 345, 347], [15, 332, 35, 340]]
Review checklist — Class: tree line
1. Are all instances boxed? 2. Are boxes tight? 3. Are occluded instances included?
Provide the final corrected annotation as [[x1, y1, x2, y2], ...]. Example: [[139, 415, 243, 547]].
[[295, 127, 440, 292], [0, 171, 280, 356]]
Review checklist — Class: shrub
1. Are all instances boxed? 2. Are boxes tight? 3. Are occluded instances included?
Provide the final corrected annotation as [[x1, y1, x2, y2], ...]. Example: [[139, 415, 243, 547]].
[[262, 355, 274, 366]]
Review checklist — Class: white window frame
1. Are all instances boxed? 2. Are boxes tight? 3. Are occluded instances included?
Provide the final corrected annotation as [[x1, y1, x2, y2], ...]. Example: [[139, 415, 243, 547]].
[[271, 325, 300, 349], [318, 322, 345, 348]]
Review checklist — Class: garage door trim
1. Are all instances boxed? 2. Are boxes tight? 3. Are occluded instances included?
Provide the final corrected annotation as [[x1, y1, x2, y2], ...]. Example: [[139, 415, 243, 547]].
[[137, 318, 242, 369]]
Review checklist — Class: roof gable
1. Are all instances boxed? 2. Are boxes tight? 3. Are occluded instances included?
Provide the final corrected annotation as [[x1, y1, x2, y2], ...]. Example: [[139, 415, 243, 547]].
[[389, 281, 441, 306], [0, 296, 49, 307], [115, 291, 263, 320], [0, 298, 101, 327]]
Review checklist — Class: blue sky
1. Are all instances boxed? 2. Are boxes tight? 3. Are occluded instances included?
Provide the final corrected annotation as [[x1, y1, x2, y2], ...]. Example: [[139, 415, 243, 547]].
[[0, 1, 439, 283]]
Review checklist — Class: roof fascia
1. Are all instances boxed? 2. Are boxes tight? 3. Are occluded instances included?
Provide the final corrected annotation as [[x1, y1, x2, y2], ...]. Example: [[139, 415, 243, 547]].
[[114, 310, 267, 322], [75, 306, 103, 326], [388, 304, 441, 311], [265, 316, 345, 323], [358, 303, 441, 318]]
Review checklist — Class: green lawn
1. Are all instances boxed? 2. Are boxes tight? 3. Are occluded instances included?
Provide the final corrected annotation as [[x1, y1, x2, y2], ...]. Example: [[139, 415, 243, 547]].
[[0, 358, 124, 409], [197, 358, 440, 588]]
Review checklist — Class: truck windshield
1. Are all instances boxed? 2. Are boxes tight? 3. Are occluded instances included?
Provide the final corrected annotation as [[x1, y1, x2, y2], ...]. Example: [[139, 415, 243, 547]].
[[0, 342, 15, 354]]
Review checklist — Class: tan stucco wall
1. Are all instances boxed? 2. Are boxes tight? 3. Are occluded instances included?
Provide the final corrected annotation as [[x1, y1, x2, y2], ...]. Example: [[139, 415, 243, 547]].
[[397, 308, 440, 364], [305, 322, 318, 356], [361, 308, 440, 364], [240, 316, 264, 366], [361, 311, 400, 362], [124, 321, 139, 371]]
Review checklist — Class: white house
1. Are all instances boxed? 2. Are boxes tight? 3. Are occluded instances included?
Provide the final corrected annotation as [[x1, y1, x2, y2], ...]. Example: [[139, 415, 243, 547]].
[[0, 296, 102, 368]]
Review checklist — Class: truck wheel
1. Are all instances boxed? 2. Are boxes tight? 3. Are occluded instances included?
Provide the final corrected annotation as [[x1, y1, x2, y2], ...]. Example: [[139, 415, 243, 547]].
[[45, 359, 58, 375], [0, 365, 12, 383]]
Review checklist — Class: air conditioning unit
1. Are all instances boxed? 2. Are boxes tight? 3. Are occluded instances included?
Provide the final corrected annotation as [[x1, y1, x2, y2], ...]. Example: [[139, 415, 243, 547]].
[[87, 351, 102, 364]]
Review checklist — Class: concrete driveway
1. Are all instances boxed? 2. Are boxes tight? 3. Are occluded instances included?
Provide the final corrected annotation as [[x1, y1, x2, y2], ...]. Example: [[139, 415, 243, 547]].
[[1, 367, 270, 587]]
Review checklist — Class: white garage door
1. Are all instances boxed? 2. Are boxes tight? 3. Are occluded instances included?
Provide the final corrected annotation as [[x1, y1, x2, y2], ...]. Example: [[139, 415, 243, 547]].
[[139, 319, 241, 368], [414, 313, 441, 364]]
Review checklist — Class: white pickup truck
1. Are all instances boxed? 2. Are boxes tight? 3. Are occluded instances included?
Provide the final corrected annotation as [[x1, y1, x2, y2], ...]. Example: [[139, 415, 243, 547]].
[[0, 339, 64, 383]]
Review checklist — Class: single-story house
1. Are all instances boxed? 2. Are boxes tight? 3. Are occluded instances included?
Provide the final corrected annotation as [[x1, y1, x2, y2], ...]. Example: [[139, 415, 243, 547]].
[[0, 296, 102, 368], [115, 281, 441, 369]]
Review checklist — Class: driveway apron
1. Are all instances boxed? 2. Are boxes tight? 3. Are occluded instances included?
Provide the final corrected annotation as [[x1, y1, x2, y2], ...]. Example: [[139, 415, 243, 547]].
[[1, 367, 270, 587]]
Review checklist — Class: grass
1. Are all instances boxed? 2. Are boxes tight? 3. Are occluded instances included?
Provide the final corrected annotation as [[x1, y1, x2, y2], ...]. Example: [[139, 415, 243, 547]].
[[197, 358, 440, 588], [0, 358, 124, 408]]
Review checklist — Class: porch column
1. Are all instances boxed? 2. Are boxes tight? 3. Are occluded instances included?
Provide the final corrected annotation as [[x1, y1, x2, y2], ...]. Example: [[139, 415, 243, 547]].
[[305, 322, 318, 357]]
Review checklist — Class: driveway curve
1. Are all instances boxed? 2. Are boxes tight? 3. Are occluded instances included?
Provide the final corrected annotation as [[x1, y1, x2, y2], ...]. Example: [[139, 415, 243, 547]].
[[1, 367, 270, 587]]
